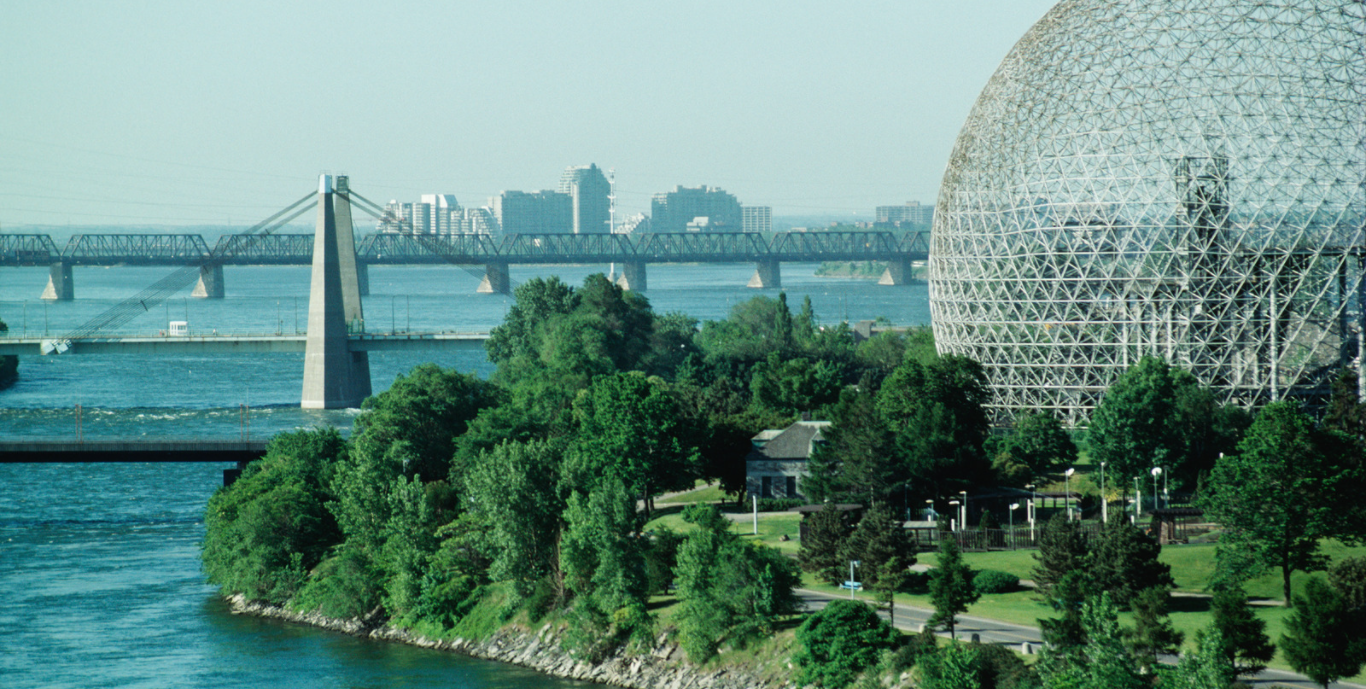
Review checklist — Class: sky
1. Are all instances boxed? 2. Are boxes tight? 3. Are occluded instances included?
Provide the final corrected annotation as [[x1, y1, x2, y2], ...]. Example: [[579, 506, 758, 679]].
[[0, 1, 1059, 227]]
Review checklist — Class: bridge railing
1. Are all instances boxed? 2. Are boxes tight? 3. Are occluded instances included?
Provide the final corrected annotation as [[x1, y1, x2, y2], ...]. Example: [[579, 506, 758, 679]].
[[61, 234, 212, 265]]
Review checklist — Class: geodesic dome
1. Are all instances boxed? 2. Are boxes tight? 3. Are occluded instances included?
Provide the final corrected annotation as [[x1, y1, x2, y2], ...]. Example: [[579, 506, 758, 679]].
[[929, 0, 1366, 423]]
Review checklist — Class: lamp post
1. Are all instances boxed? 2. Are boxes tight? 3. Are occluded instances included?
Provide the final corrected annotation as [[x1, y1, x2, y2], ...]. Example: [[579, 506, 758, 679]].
[[1009, 503, 1020, 549], [948, 500, 960, 532], [848, 560, 861, 600], [1099, 461, 1107, 524], [959, 490, 968, 531], [1134, 476, 1141, 522], [1064, 468, 1076, 521], [1026, 484, 1037, 542], [1151, 467, 1162, 514]]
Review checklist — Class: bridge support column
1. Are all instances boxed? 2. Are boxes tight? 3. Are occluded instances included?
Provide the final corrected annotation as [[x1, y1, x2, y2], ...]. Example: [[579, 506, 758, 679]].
[[356, 262, 370, 296], [747, 260, 781, 289], [616, 261, 648, 291], [192, 264, 225, 298], [878, 258, 913, 286], [41, 262, 73, 301], [477, 262, 510, 294], [301, 174, 372, 409]]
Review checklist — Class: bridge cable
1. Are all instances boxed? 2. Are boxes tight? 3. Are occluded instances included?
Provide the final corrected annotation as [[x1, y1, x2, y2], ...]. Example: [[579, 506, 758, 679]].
[[60, 191, 318, 340], [345, 189, 518, 296]]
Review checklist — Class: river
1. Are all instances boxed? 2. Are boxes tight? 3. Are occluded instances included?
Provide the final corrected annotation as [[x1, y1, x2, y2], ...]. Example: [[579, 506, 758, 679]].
[[0, 258, 928, 687]]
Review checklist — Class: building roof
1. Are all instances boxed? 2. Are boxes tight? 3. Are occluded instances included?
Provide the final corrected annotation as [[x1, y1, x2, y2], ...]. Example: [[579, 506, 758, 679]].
[[747, 420, 831, 461]]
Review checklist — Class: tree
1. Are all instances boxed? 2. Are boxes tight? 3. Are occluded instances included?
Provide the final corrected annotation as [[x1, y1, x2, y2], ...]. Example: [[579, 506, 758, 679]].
[[462, 440, 564, 597], [799, 502, 850, 584], [805, 377, 896, 504], [1162, 628, 1235, 689], [928, 535, 980, 639], [1037, 593, 1146, 689], [1209, 584, 1275, 677], [1125, 586, 1183, 674], [351, 363, 499, 485], [673, 505, 800, 662], [836, 502, 915, 590], [878, 355, 993, 498], [871, 555, 910, 626], [1087, 357, 1184, 486], [1281, 578, 1363, 688], [1032, 514, 1089, 599], [560, 371, 700, 514], [1088, 511, 1174, 609], [1328, 556, 1366, 665], [920, 641, 982, 689], [793, 600, 901, 689], [559, 475, 651, 658], [997, 412, 1077, 483], [1038, 570, 1090, 650], [1198, 401, 1347, 605]]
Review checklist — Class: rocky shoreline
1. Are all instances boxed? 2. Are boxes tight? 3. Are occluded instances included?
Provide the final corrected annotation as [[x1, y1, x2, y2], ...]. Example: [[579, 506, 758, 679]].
[[227, 595, 785, 689]]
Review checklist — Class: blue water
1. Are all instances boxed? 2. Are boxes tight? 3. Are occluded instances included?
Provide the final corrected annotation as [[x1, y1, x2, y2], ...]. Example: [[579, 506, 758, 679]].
[[0, 259, 927, 687]]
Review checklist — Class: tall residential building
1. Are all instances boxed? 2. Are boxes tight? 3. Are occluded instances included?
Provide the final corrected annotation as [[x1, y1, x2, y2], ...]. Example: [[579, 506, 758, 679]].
[[875, 201, 934, 227], [493, 190, 573, 234], [742, 206, 772, 233], [558, 164, 611, 234], [377, 195, 465, 234], [650, 185, 743, 233]]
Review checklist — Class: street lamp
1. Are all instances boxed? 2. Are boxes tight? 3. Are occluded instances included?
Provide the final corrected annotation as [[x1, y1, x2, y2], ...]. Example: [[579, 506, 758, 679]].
[[959, 490, 968, 531], [1099, 461, 1107, 524], [1009, 503, 1020, 549], [848, 560, 861, 600], [1151, 467, 1162, 513], [1025, 484, 1037, 541], [1064, 468, 1076, 521], [1134, 476, 1141, 522], [948, 500, 960, 532]]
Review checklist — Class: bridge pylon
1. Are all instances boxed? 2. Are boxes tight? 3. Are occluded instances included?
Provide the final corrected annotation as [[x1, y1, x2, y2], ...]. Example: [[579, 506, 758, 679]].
[[301, 174, 372, 409]]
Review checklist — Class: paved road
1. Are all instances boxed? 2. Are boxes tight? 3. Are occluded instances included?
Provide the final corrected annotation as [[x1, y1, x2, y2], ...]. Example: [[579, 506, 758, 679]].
[[796, 588, 1365, 689]]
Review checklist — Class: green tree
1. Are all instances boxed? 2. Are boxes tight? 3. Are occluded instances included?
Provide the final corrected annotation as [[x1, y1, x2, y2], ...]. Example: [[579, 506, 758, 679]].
[[749, 353, 844, 418], [559, 475, 651, 658], [1328, 556, 1366, 665], [673, 505, 800, 662], [1087, 357, 1184, 487], [1088, 511, 1174, 609], [920, 641, 982, 689], [799, 502, 851, 584], [837, 502, 915, 590], [1032, 514, 1090, 600], [560, 371, 700, 513], [1125, 586, 1183, 674], [997, 412, 1077, 483], [462, 440, 564, 596], [1281, 578, 1363, 689], [877, 355, 993, 499], [1162, 628, 1235, 689], [1038, 571, 1090, 651], [871, 555, 910, 626], [1209, 584, 1275, 677], [351, 363, 499, 485], [1198, 401, 1348, 605], [928, 535, 980, 639], [805, 377, 897, 504], [793, 600, 901, 689], [1037, 593, 1146, 689]]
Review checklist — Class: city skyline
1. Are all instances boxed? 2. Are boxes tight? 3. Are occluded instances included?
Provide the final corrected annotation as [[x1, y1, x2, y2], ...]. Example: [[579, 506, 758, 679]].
[[0, 1, 1057, 227]]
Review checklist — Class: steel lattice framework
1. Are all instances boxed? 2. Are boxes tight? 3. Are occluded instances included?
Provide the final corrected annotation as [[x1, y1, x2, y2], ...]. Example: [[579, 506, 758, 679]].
[[929, 0, 1366, 422]]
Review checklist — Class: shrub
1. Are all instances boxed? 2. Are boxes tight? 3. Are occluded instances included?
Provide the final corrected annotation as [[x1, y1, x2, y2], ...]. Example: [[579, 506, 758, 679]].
[[794, 600, 901, 688], [973, 569, 1020, 595], [756, 497, 806, 512]]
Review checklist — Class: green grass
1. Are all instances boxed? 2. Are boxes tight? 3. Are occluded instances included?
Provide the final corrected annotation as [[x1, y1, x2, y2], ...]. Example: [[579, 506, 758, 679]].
[[656, 483, 729, 505], [645, 510, 804, 555]]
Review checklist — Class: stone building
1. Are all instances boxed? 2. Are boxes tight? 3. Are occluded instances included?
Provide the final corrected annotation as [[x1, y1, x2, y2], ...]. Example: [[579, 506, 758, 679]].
[[745, 418, 829, 500]]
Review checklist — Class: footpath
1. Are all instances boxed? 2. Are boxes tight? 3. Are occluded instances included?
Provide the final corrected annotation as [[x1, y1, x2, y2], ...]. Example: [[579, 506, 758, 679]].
[[795, 587, 1366, 689]]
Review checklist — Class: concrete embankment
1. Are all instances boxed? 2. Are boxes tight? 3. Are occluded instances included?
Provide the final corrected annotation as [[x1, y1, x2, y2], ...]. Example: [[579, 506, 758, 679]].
[[227, 595, 784, 689]]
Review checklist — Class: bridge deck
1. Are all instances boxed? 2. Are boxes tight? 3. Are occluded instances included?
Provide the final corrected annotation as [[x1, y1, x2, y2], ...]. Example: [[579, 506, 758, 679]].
[[0, 438, 269, 463], [0, 332, 489, 356]]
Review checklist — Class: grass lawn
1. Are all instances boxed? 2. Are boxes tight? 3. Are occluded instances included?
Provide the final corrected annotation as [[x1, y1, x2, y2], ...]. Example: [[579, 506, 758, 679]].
[[656, 483, 730, 505]]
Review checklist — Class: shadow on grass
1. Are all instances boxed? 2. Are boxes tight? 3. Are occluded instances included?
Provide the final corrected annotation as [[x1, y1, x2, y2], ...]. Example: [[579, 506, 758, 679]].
[[646, 595, 678, 612], [1168, 595, 1212, 614]]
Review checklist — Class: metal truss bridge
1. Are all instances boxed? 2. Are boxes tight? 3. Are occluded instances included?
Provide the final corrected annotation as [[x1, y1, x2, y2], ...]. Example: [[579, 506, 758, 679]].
[[1, 229, 928, 299]]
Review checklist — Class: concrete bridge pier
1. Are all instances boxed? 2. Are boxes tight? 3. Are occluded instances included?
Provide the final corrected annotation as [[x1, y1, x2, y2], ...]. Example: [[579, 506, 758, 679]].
[[192, 264, 226, 298], [477, 262, 511, 294], [616, 261, 648, 291], [747, 259, 781, 289], [878, 258, 913, 286], [41, 262, 74, 301], [301, 174, 372, 409], [356, 262, 370, 296]]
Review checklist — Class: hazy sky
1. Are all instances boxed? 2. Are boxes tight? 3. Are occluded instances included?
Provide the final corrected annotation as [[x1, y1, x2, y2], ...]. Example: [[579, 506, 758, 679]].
[[1, 1, 1058, 227]]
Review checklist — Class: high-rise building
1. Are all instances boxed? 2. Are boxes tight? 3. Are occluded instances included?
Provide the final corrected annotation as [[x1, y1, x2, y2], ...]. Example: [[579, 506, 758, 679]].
[[875, 201, 933, 227], [742, 206, 772, 233], [420, 194, 460, 234], [650, 186, 743, 233], [494, 190, 573, 235], [558, 164, 611, 234]]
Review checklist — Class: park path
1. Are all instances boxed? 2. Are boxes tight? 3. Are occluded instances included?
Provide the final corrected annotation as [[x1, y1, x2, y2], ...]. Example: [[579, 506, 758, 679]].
[[795, 588, 1366, 689]]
